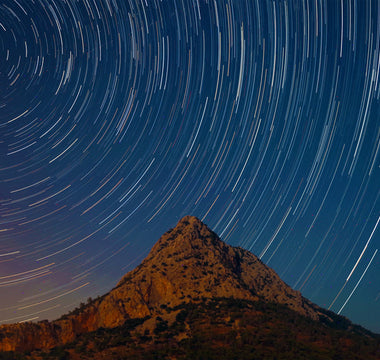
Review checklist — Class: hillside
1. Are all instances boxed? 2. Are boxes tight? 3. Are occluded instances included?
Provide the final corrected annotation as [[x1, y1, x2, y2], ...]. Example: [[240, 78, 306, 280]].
[[0, 216, 379, 359]]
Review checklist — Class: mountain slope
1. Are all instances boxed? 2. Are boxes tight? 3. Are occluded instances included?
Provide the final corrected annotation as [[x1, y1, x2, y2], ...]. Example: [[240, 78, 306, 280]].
[[28, 298, 379, 360], [0, 216, 376, 355], [113, 215, 321, 320]]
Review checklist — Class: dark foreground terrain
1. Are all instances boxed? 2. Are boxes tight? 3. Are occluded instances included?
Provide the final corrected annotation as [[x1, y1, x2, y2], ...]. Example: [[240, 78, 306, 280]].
[[3, 298, 378, 360]]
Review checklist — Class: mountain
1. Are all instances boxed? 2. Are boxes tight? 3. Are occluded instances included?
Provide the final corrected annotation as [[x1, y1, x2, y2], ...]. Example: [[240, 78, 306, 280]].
[[0, 216, 379, 359]]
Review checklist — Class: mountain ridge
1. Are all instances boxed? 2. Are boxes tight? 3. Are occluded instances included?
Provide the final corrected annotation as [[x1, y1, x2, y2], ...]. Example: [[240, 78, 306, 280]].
[[0, 216, 377, 356]]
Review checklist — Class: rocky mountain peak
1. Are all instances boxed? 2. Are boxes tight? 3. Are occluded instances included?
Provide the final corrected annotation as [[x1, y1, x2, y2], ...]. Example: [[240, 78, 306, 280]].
[[0, 216, 325, 352], [144, 215, 226, 262], [114, 216, 320, 321]]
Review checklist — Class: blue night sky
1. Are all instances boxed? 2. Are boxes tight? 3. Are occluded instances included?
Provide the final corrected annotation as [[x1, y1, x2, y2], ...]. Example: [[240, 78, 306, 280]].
[[0, 0, 379, 333]]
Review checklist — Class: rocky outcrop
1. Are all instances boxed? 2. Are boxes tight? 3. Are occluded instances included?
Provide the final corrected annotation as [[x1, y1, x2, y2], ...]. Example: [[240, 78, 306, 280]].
[[0, 215, 323, 352]]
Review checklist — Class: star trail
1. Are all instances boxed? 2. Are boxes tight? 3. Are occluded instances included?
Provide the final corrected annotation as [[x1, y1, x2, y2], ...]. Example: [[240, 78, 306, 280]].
[[0, 0, 379, 333]]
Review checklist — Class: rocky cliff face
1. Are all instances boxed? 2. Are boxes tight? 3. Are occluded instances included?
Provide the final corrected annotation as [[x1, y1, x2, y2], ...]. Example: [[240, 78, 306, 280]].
[[0, 216, 323, 352]]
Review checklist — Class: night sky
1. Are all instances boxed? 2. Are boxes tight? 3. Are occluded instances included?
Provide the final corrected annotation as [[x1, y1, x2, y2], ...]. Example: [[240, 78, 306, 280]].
[[0, 0, 379, 333]]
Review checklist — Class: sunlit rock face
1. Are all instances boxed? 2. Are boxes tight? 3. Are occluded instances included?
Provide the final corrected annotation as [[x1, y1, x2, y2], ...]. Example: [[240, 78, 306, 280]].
[[0, 216, 323, 352]]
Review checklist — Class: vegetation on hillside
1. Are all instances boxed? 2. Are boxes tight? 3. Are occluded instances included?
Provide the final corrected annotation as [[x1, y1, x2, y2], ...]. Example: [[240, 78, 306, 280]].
[[3, 298, 378, 360]]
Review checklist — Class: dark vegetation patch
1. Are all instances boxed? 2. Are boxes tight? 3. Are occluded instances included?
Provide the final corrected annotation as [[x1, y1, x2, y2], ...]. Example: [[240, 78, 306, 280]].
[[4, 298, 380, 360]]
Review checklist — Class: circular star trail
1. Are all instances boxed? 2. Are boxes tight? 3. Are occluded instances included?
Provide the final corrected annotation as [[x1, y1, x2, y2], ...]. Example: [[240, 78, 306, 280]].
[[0, 0, 379, 332]]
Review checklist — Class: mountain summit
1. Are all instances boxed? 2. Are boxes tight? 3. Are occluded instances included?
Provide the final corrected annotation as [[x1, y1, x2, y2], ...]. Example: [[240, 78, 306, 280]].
[[0, 216, 378, 358], [115, 215, 321, 320]]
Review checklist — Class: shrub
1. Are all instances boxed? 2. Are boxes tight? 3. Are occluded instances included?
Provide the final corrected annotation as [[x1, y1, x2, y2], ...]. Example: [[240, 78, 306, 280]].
[[176, 309, 188, 323]]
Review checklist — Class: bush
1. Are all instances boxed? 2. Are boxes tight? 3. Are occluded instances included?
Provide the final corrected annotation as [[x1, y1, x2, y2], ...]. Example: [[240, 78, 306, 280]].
[[176, 309, 188, 323], [154, 319, 169, 335]]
